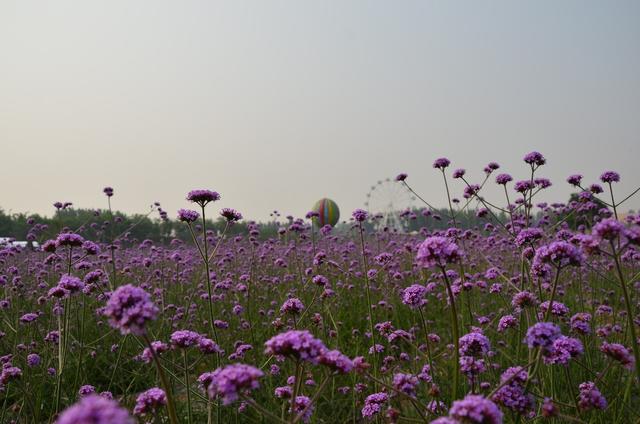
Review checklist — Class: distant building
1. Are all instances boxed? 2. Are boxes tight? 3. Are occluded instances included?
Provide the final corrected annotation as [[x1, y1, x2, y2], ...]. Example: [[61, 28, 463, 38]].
[[0, 237, 40, 249]]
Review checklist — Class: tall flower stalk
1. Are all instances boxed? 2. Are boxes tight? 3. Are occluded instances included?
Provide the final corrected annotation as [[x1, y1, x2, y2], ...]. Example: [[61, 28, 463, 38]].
[[352, 209, 378, 385], [416, 235, 463, 400]]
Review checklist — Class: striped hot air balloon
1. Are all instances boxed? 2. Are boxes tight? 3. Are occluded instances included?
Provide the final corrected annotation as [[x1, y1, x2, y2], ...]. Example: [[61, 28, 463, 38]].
[[312, 198, 340, 227]]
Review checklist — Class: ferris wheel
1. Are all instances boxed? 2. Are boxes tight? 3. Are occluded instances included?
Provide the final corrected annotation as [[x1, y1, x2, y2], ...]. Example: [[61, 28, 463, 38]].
[[364, 177, 417, 232]]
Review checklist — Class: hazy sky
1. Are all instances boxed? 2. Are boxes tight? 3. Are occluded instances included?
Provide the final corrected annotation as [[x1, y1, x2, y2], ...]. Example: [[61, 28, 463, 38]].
[[1, 1, 639, 222]]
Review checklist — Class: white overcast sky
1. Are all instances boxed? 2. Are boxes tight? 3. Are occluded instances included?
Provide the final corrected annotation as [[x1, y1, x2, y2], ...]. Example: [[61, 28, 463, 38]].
[[1, 1, 639, 221]]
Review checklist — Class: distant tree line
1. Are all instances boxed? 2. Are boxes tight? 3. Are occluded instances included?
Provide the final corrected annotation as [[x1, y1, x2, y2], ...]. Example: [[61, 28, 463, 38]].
[[0, 208, 282, 245], [0, 193, 605, 245]]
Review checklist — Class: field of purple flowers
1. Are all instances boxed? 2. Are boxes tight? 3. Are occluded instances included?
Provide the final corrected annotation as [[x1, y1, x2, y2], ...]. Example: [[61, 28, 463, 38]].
[[1, 151, 639, 423]]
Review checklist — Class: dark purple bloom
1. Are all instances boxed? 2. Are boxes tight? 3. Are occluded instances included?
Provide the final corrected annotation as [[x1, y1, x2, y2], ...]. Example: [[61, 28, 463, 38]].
[[433, 157, 451, 169], [82, 241, 100, 255], [524, 322, 561, 350], [56, 395, 134, 424], [459, 331, 491, 357], [177, 209, 200, 223], [361, 392, 388, 419], [491, 383, 534, 414], [511, 291, 537, 311], [453, 169, 466, 179], [497, 315, 518, 332], [416, 236, 463, 268], [78, 385, 96, 398], [133, 387, 166, 416], [352, 209, 369, 222], [578, 381, 607, 411], [544, 336, 583, 365], [187, 189, 221, 206], [539, 300, 570, 317], [103, 285, 159, 336], [523, 151, 546, 166], [600, 342, 635, 370], [401, 284, 427, 308], [514, 180, 535, 193], [56, 233, 85, 248], [600, 171, 620, 183], [449, 394, 503, 424], [280, 298, 305, 315], [290, 395, 314, 423], [495, 173, 513, 185], [392, 373, 419, 397], [27, 353, 41, 367], [570, 313, 592, 335], [19, 313, 39, 324], [221, 208, 243, 223], [532, 241, 583, 269], [318, 350, 353, 374], [567, 174, 582, 186], [264, 330, 327, 363], [593, 218, 624, 241], [170, 330, 202, 348], [206, 363, 264, 405]]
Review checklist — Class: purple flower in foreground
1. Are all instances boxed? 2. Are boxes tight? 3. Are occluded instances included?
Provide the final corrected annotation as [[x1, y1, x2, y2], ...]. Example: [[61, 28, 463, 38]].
[[221, 208, 243, 223], [133, 387, 166, 416], [103, 187, 114, 197], [539, 300, 570, 317], [433, 157, 451, 169], [500, 367, 528, 385], [290, 395, 314, 423], [264, 330, 326, 363], [600, 171, 620, 183], [56, 233, 85, 248], [352, 209, 369, 222], [401, 284, 427, 308], [567, 174, 582, 186], [393, 373, 419, 397], [453, 169, 466, 179], [524, 322, 561, 350], [497, 315, 518, 332], [395, 173, 408, 182], [187, 189, 220, 206], [532, 241, 583, 269], [430, 418, 459, 424], [27, 353, 41, 367], [514, 180, 535, 193], [570, 313, 592, 335], [578, 381, 607, 411], [19, 313, 39, 324], [206, 363, 264, 405], [362, 392, 388, 419], [449, 394, 503, 424], [170, 330, 202, 348], [103, 285, 158, 336], [78, 385, 96, 398], [140, 341, 169, 363], [544, 336, 583, 365], [177, 209, 199, 223], [593, 218, 624, 241], [416, 236, 462, 268], [600, 342, 635, 370], [56, 395, 134, 424], [318, 349, 353, 374], [523, 151, 546, 166], [280, 298, 305, 315], [495, 173, 513, 185], [511, 291, 537, 311], [459, 331, 491, 357]]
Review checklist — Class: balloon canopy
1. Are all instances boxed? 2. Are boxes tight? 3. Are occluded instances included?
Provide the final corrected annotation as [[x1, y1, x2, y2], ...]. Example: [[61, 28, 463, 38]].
[[312, 198, 340, 227]]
